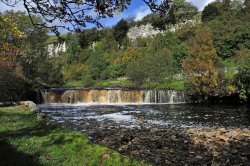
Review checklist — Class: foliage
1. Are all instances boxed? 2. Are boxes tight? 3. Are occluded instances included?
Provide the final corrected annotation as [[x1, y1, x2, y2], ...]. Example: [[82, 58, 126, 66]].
[[127, 47, 176, 86], [168, 0, 198, 24], [0, 12, 25, 72], [63, 33, 82, 64], [0, 0, 172, 35], [62, 63, 85, 81], [182, 27, 221, 95], [86, 51, 109, 80], [0, 107, 145, 165], [134, 13, 167, 30], [79, 28, 100, 49], [126, 57, 148, 87], [234, 48, 250, 100], [113, 19, 129, 46], [0, 69, 29, 102], [202, 1, 223, 22], [207, 16, 250, 59]]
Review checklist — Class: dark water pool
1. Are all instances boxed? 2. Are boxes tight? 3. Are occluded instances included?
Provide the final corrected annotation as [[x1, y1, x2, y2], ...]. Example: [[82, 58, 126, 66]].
[[38, 104, 250, 129]]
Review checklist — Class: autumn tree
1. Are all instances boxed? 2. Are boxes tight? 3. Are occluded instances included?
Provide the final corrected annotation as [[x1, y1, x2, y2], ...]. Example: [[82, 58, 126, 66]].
[[182, 27, 221, 95], [0, 14, 24, 72]]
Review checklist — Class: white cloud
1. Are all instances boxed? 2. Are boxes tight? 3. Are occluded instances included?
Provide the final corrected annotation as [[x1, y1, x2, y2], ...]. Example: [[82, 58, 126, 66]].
[[187, 0, 215, 11], [134, 6, 152, 21]]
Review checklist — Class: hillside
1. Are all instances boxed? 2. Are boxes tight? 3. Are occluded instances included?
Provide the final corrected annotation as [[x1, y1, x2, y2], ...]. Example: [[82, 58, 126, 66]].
[[2, 0, 250, 102]]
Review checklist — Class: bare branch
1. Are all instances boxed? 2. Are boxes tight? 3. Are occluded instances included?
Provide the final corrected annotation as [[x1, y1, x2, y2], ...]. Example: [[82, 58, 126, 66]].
[[1, 0, 172, 36]]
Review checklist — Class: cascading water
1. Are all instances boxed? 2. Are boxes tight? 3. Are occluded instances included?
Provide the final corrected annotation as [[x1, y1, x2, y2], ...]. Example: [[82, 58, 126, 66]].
[[41, 88, 188, 104]]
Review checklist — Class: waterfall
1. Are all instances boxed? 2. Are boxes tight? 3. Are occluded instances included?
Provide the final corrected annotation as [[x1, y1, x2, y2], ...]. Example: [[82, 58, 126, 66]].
[[41, 89, 188, 104]]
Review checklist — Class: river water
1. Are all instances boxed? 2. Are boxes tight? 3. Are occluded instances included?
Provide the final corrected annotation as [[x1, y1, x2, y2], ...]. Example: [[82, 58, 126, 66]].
[[38, 104, 250, 129]]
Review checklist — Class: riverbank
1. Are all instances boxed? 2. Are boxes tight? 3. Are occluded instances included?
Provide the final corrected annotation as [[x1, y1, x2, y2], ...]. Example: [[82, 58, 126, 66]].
[[0, 106, 145, 166], [38, 103, 250, 165], [90, 126, 250, 165]]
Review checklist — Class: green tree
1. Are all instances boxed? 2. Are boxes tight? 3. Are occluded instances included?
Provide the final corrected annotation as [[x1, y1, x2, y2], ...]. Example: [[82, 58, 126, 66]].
[[86, 51, 109, 80], [146, 48, 176, 82], [79, 28, 100, 49], [202, 1, 223, 22], [127, 48, 176, 86], [113, 19, 129, 46], [63, 33, 81, 64], [234, 48, 250, 100], [182, 27, 221, 95], [168, 0, 198, 24]]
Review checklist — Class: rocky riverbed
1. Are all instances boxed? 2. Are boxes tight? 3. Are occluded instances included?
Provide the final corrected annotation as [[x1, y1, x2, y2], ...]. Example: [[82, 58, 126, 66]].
[[70, 120, 250, 165], [38, 104, 250, 165]]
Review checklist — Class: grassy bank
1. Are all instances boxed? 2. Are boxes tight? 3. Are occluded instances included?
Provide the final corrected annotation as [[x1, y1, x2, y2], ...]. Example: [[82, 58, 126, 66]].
[[64, 79, 185, 90], [0, 106, 144, 166]]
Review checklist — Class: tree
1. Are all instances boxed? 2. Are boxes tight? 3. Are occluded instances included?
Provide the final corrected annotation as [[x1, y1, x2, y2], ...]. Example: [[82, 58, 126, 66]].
[[0, 13, 24, 72], [168, 0, 198, 24], [63, 33, 81, 64], [126, 47, 176, 86], [182, 27, 221, 95], [202, 1, 223, 22], [2, 11, 49, 82], [234, 48, 250, 100], [113, 19, 129, 46], [86, 50, 109, 80], [0, 0, 172, 35], [79, 28, 100, 49], [206, 10, 250, 59]]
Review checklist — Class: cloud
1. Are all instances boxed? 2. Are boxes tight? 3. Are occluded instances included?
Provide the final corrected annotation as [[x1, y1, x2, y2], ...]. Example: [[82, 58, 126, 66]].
[[134, 6, 152, 21], [187, 0, 215, 11]]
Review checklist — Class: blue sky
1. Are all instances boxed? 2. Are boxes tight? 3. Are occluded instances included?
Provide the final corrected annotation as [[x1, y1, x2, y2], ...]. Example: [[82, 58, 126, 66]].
[[90, 0, 215, 28], [0, 0, 214, 33]]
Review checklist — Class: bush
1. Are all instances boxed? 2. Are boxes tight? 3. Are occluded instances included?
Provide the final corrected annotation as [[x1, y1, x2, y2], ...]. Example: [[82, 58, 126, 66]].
[[0, 69, 29, 102]]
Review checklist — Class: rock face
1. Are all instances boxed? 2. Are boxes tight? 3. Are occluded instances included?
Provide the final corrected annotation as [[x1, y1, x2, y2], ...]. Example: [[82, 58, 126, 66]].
[[127, 24, 164, 41], [47, 42, 66, 57], [127, 19, 200, 42]]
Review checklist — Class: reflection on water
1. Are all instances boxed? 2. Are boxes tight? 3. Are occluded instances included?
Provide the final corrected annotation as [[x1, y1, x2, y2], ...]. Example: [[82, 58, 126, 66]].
[[38, 104, 250, 129]]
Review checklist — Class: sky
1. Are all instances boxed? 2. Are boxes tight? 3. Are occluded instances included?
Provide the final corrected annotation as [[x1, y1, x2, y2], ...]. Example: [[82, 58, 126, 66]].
[[0, 0, 215, 33], [98, 0, 215, 27]]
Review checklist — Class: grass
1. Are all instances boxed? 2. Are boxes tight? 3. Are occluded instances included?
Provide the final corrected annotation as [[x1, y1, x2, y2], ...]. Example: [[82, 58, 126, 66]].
[[64, 79, 136, 88], [0, 106, 145, 166], [95, 79, 135, 88], [64, 79, 185, 90], [64, 80, 86, 87]]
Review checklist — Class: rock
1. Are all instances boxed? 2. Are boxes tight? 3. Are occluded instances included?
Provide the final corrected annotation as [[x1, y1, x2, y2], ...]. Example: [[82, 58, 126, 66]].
[[171, 135, 178, 141], [19, 101, 38, 112], [195, 156, 203, 160]]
